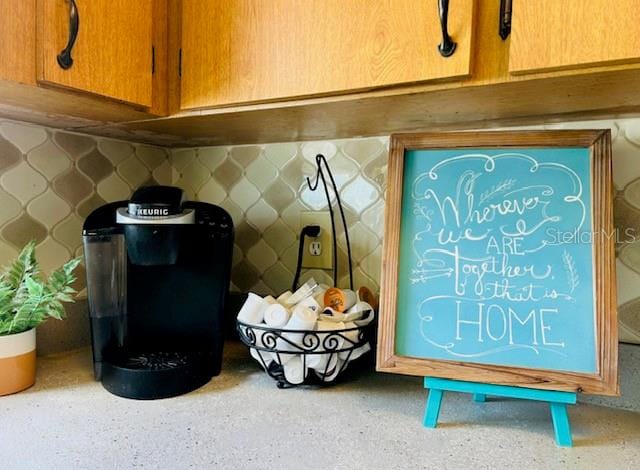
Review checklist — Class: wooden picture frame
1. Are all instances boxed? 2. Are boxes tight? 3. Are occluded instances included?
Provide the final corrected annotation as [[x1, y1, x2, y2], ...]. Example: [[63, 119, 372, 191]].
[[377, 131, 618, 396]]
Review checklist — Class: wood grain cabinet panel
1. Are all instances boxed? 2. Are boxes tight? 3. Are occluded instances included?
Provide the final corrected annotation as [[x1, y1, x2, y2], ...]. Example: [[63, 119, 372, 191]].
[[38, 0, 154, 107], [0, 0, 37, 85], [180, 0, 476, 110], [509, 0, 640, 75]]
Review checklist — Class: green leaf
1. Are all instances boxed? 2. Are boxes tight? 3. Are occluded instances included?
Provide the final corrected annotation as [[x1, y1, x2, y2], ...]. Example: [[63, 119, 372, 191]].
[[0, 243, 80, 335]]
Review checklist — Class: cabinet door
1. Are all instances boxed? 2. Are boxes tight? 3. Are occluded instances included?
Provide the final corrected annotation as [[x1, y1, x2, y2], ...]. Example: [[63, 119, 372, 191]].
[[180, 0, 476, 109], [38, 0, 153, 107], [509, 0, 640, 75], [0, 0, 36, 84]]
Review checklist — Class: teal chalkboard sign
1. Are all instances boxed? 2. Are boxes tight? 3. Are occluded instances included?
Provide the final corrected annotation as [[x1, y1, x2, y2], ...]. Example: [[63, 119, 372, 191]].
[[377, 131, 618, 396]]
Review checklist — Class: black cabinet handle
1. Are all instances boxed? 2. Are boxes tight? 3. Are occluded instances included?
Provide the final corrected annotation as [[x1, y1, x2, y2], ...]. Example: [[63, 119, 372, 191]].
[[437, 0, 457, 57], [57, 0, 79, 70]]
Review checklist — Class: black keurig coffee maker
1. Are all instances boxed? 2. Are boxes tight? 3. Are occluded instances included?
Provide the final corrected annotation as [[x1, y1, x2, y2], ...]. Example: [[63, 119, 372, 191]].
[[82, 186, 233, 399]]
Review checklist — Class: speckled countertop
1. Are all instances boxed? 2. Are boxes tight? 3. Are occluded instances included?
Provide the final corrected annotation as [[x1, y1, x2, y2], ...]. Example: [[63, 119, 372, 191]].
[[3, 342, 640, 469]]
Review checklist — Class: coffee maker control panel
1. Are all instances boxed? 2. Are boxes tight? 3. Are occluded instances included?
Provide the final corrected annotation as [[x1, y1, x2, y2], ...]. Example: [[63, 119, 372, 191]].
[[186, 202, 233, 237]]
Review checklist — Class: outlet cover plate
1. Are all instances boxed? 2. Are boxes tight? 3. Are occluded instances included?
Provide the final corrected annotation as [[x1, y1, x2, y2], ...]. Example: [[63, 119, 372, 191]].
[[300, 211, 333, 270]]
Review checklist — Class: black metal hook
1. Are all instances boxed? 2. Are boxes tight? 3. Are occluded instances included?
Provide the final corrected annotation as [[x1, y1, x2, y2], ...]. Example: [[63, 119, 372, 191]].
[[437, 0, 457, 57], [57, 0, 79, 70], [305, 154, 354, 290]]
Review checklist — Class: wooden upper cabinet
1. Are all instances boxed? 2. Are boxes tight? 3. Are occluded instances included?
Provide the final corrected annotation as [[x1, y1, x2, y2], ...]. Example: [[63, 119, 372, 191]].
[[37, 0, 154, 107], [180, 0, 476, 110], [509, 0, 640, 75]]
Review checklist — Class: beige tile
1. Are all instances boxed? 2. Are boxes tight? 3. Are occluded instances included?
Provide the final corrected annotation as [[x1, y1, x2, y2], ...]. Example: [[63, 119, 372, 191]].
[[213, 158, 242, 188], [52, 213, 84, 254], [0, 239, 18, 265], [280, 199, 307, 233], [300, 183, 335, 210], [232, 259, 260, 292], [340, 175, 379, 213], [2, 213, 48, 248], [36, 238, 70, 274], [136, 145, 167, 170], [181, 158, 209, 192], [245, 157, 277, 192], [53, 168, 93, 206], [198, 179, 226, 204], [197, 147, 227, 171], [0, 137, 23, 172], [152, 160, 173, 185], [262, 261, 294, 294], [263, 219, 296, 255], [277, 158, 304, 192], [77, 193, 107, 219], [625, 120, 640, 147], [232, 244, 243, 267], [343, 221, 379, 263], [0, 121, 47, 153], [230, 145, 261, 168], [342, 137, 387, 165], [246, 199, 278, 233], [360, 247, 382, 289], [77, 149, 114, 183], [246, 239, 278, 273], [262, 181, 295, 211], [171, 148, 196, 172], [26, 189, 71, 229], [98, 139, 134, 165], [280, 244, 299, 272], [1, 161, 47, 204], [363, 152, 388, 190], [27, 140, 71, 179], [54, 131, 95, 158], [326, 152, 359, 186], [173, 176, 195, 200], [613, 137, 640, 189], [234, 220, 261, 252], [228, 180, 260, 212], [96, 173, 131, 202], [361, 199, 385, 238], [264, 143, 298, 169], [302, 141, 337, 163], [118, 155, 150, 189], [217, 198, 243, 227], [0, 187, 21, 226]]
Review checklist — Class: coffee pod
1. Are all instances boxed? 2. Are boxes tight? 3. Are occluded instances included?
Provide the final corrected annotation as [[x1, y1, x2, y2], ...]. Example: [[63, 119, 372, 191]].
[[276, 291, 293, 305], [324, 288, 357, 312], [313, 283, 330, 306], [285, 278, 318, 306], [263, 295, 278, 305], [339, 342, 371, 361], [283, 355, 306, 385], [237, 292, 270, 325], [264, 303, 291, 328], [357, 286, 378, 311], [295, 295, 321, 313]]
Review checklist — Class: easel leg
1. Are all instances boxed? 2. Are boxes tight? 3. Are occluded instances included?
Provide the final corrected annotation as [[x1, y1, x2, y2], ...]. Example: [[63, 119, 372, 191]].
[[473, 394, 486, 402], [550, 403, 573, 447], [423, 388, 444, 428]]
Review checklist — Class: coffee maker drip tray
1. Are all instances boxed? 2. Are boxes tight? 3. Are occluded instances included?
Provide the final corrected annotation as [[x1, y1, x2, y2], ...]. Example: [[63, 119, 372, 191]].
[[100, 350, 212, 400]]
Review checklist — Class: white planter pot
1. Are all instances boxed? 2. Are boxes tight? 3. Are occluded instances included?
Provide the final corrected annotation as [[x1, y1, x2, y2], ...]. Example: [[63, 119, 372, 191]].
[[0, 328, 36, 396]]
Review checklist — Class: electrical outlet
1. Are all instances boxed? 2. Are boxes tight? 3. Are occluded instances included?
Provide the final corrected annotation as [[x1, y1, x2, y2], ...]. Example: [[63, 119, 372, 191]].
[[300, 211, 333, 270]]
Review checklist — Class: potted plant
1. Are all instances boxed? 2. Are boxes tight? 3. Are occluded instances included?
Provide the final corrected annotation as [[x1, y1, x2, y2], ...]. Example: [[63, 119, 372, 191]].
[[0, 242, 80, 396]]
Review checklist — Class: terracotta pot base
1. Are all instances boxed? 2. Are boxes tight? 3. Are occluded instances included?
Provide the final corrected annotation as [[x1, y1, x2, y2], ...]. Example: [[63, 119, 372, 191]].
[[0, 329, 36, 396]]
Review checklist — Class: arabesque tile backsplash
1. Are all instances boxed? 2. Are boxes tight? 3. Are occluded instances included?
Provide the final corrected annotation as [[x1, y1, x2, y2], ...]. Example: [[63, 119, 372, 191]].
[[2, 116, 640, 354]]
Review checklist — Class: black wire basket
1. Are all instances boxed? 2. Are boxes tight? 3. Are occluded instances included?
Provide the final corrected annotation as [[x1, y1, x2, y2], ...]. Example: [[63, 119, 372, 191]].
[[237, 320, 373, 388]]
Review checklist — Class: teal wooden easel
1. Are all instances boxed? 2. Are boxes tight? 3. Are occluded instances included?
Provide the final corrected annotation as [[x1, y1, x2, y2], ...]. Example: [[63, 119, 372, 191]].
[[423, 377, 577, 447]]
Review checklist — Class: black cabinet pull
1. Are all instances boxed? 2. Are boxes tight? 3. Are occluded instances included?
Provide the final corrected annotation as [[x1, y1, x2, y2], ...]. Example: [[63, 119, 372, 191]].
[[437, 0, 457, 57], [57, 0, 79, 70]]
